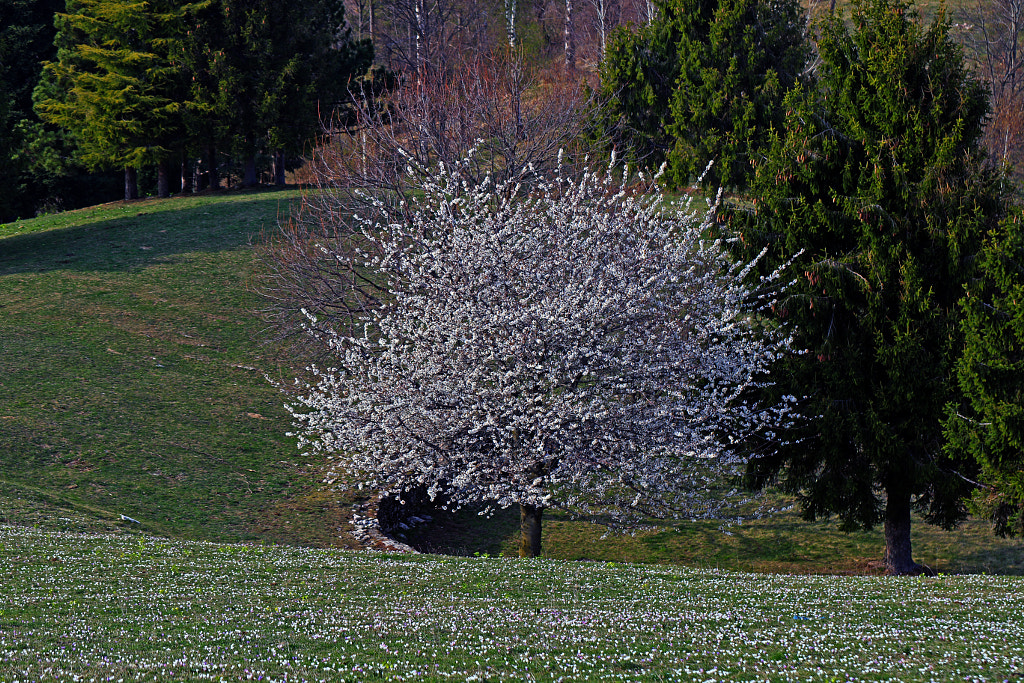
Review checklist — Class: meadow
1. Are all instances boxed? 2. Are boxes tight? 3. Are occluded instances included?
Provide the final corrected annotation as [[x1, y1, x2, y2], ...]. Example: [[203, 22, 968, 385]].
[[0, 189, 365, 549], [2, 523, 1023, 682]]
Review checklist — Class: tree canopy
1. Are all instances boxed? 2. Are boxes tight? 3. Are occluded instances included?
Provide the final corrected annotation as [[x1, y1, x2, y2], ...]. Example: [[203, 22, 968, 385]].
[[600, 0, 807, 189], [729, 0, 1007, 574], [35, 0, 205, 198], [946, 208, 1024, 537], [32, 0, 372, 200]]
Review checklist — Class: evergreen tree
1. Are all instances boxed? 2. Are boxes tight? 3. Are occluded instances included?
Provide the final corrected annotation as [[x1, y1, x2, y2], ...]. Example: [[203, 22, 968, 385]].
[[202, 0, 372, 187], [0, 0, 63, 220], [730, 0, 1006, 573], [35, 0, 206, 199], [599, 0, 807, 189], [945, 209, 1024, 537]]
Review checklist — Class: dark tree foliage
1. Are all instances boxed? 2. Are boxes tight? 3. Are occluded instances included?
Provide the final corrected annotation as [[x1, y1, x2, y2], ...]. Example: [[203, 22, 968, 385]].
[[0, 0, 67, 220], [729, 0, 1006, 573], [191, 0, 373, 187], [599, 0, 807, 189], [946, 208, 1024, 537]]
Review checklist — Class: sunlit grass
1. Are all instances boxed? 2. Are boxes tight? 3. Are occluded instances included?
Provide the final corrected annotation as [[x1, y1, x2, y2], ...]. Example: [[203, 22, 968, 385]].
[[1, 524, 1022, 682], [0, 188, 367, 547]]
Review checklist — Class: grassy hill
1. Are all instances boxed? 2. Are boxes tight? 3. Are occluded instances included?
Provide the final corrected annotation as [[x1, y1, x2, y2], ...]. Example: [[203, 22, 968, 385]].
[[1, 188, 1023, 575], [0, 189, 363, 547]]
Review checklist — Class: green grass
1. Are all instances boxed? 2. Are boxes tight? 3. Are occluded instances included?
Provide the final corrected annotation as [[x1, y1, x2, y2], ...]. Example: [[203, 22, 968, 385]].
[[0, 189, 363, 547], [1, 524, 1023, 682], [404, 505, 1024, 575]]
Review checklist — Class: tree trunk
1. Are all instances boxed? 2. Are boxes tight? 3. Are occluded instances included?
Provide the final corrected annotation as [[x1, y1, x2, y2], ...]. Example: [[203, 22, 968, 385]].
[[883, 487, 931, 575], [206, 145, 220, 190], [273, 150, 287, 186], [506, 0, 517, 49], [244, 154, 258, 187], [124, 167, 138, 200], [519, 504, 543, 557], [564, 0, 576, 73], [157, 160, 170, 198], [181, 153, 193, 194]]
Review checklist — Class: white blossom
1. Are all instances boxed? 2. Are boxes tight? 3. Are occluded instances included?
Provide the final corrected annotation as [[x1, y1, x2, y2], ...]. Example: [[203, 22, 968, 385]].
[[287, 154, 800, 527]]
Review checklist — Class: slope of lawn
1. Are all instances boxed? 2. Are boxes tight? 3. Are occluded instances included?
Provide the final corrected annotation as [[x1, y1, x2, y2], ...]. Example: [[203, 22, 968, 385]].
[[1, 524, 1023, 682], [0, 189, 362, 547]]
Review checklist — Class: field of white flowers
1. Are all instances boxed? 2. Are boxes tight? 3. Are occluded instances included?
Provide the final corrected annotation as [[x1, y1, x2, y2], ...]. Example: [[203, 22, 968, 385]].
[[1, 524, 1022, 682]]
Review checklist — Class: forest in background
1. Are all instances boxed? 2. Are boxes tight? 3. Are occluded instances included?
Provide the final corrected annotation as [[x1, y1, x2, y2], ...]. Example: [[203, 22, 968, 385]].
[[2, 0, 1023, 223]]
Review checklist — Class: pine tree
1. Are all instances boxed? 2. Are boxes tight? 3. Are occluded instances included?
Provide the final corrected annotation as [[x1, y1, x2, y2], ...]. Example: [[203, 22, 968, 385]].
[[600, 0, 807, 189], [35, 0, 206, 199], [730, 0, 1006, 574], [0, 0, 63, 220]]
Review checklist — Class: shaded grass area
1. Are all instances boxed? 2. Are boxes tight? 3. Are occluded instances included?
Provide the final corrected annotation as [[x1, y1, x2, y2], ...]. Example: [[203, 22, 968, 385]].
[[405, 504, 1024, 575], [0, 189, 362, 547], [2, 525, 1023, 682]]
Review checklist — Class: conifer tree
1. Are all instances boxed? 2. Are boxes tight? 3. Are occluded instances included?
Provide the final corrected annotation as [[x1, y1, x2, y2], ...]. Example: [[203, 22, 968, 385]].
[[730, 0, 1006, 573], [600, 0, 807, 189], [0, 0, 63, 219], [946, 209, 1024, 537], [201, 0, 372, 187], [35, 0, 205, 199]]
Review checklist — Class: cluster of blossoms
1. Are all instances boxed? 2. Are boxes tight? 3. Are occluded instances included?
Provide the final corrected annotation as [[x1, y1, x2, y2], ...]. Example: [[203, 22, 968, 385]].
[[288, 152, 799, 527]]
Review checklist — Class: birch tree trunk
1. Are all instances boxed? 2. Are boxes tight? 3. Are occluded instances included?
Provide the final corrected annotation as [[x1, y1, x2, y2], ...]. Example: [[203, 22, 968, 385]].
[[506, 0, 517, 49], [564, 0, 576, 72]]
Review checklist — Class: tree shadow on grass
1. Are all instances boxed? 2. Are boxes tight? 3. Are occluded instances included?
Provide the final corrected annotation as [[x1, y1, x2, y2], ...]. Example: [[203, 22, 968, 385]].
[[0, 191, 297, 276], [404, 503, 521, 557]]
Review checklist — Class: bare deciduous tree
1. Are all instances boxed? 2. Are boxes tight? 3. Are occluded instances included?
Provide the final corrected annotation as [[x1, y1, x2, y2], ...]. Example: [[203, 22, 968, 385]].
[[255, 54, 602, 356], [959, 0, 1024, 177]]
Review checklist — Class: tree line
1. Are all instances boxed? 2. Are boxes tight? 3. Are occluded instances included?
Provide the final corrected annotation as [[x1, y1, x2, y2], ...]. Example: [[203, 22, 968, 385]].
[[0, 0, 373, 218], [608, 0, 1024, 571]]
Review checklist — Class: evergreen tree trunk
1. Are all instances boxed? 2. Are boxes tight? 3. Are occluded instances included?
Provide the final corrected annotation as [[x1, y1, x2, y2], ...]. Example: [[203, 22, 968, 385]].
[[519, 504, 543, 557], [883, 486, 931, 575], [273, 150, 287, 185], [124, 167, 138, 200], [244, 153, 258, 187], [157, 160, 170, 198], [180, 154, 192, 194], [206, 145, 220, 190]]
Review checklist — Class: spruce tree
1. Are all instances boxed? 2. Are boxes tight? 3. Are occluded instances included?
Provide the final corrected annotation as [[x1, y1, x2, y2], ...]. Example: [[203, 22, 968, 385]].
[[35, 0, 205, 199], [946, 209, 1024, 537], [730, 0, 1006, 573], [600, 0, 807, 189], [198, 0, 371, 187], [0, 0, 63, 219]]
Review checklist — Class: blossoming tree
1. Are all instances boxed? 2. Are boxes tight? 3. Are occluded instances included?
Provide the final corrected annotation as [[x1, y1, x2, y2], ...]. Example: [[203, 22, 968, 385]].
[[287, 155, 798, 556]]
